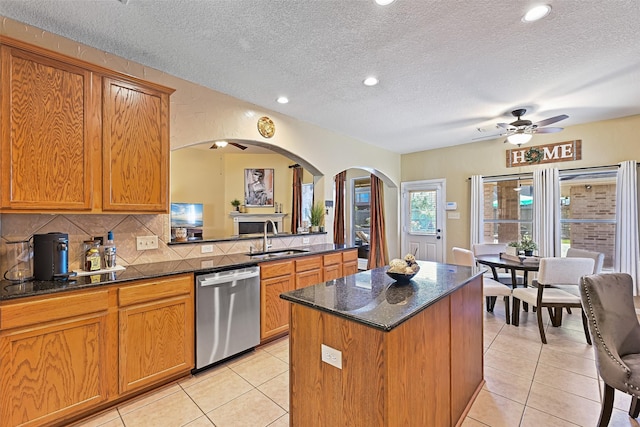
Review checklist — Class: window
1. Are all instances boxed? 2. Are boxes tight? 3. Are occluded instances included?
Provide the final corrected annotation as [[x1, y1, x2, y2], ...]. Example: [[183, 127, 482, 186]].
[[559, 170, 616, 269], [409, 190, 437, 234], [352, 177, 371, 246], [483, 178, 533, 243]]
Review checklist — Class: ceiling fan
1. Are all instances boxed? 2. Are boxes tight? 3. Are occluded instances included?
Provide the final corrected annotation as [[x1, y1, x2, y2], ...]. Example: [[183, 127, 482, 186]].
[[498, 108, 568, 146], [210, 141, 247, 150]]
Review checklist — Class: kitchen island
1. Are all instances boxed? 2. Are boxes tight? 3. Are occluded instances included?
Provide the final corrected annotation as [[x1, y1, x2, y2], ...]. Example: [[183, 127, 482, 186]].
[[280, 261, 484, 426]]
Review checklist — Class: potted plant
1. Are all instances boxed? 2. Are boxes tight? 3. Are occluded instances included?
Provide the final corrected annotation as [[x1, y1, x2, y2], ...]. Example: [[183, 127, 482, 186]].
[[506, 241, 520, 256], [309, 202, 325, 233], [520, 234, 537, 256], [231, 199, 241, 212]]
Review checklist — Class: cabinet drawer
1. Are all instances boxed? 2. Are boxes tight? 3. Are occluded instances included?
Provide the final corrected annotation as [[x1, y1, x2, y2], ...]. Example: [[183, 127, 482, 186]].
[[342, 249, 358, 262], [0, 289, 109, 330], [260, 260, 294, 279], [323, 252, 342, 266], [295, 255, 322, 272], [118, 274, 192, 307]]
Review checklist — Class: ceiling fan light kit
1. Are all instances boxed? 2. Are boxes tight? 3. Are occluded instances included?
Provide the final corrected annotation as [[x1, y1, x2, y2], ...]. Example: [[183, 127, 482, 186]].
[[493, 108, 568, 146], [507, 132, 533, 145]]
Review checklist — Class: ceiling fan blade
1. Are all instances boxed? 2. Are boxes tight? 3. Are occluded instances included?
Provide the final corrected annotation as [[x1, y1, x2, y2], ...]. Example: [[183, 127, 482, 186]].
[[472, 133, 505, 141], [209, 144, 219, 149], [535, 127, 564, 134], [497, 122, 511, 129], [534, 114, 569, 128], [230, 142, 248, 150]]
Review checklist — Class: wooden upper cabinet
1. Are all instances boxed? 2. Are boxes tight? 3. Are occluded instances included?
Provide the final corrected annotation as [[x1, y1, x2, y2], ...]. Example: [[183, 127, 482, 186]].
[[102, 77, 170, 212], [0, 45, 98, 210], [0, 38, 173, 213]]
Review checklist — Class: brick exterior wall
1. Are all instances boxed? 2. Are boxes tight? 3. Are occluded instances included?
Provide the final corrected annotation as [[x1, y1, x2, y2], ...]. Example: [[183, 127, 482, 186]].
[[564, 184, 616, 268]]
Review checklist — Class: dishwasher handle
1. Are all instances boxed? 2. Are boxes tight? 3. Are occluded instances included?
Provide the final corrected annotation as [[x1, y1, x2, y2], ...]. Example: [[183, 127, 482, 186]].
[[198, 267, 260, 287]]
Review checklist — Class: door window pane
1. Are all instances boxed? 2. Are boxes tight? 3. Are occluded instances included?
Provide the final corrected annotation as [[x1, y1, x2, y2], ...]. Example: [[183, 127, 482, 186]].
[[409, 190, 437, 234]]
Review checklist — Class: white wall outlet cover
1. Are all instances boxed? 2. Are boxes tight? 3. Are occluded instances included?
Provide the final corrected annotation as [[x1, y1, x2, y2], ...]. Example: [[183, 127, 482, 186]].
[[447, 212, 461, 219], [201, 245, 213, 253], [302, 237, 310, 244], [321, 344, 342, 369]]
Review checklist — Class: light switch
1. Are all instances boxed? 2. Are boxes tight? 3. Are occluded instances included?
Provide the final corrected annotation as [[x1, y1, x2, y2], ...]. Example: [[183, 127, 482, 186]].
[[321, 344, 342, 369], [447, 212, 461, 219]]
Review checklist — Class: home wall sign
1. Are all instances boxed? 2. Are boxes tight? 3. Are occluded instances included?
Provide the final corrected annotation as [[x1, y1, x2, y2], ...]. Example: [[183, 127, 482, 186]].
[[506, 140, 582, 168]]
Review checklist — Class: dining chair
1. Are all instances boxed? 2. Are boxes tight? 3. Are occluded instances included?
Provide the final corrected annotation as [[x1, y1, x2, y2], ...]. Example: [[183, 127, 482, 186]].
[[562, 248, 605, 313], [567, 247, 605, 273], [452, 247, 512, 324], [472, 243, 525, 286], [580, 273, 640, 427], [512, 257, 594, 344]]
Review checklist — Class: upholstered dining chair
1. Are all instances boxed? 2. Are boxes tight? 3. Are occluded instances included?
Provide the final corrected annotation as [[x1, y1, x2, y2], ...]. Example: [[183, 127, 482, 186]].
[[580, 273, 640, 427], [472, 243, 525, 286], [452, 247, 512, 324], [562, 248, 605, 314], [567, 247, 605, 274], [512, 257, 594, 344]]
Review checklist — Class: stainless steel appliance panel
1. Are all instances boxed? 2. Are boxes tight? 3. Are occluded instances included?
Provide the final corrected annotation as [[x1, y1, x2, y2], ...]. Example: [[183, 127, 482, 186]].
[[195, 266, 260, 370]]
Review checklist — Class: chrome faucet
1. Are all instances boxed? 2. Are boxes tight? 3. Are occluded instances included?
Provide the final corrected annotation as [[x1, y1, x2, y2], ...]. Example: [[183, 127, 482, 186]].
[[263, 220, 278, 252]]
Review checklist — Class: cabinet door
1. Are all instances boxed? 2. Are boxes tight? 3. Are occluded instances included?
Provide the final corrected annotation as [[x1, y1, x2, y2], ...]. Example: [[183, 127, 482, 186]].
[[342, 261, 358, 277], [261, 274, 295, 341], [0, 45, 97, 210], [102, 77, 169, 212], [296, 269, 323, 289], [0, 314, 110, 427], [323, 264, 343, 281], [119, 294, 194, 394]]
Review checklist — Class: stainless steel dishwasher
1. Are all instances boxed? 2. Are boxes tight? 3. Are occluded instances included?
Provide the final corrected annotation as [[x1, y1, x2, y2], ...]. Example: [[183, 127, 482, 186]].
[[195, 266, 260, 371]]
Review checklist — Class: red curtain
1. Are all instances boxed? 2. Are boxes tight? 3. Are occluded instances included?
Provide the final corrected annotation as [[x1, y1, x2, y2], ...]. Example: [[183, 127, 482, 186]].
[[291, 166, 302, 233], [333, 170, 346, 245], [368, 174, 389, 269]]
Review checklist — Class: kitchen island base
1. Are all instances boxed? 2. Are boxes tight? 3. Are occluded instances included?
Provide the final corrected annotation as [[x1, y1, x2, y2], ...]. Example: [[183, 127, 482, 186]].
[[288, 274, 483, 426]]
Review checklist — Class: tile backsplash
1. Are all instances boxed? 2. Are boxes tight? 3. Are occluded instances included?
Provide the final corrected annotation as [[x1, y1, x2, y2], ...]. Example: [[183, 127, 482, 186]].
[[0, 213, 329, 275]]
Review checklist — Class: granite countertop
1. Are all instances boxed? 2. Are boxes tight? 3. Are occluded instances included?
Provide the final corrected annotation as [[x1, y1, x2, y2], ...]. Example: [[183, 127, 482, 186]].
[[0, 243, 353, 301], [280, 260, 483, 332]]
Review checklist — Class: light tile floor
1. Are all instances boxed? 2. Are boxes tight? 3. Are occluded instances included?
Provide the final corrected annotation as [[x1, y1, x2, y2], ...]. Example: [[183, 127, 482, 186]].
[[75, 303, 640, 427]]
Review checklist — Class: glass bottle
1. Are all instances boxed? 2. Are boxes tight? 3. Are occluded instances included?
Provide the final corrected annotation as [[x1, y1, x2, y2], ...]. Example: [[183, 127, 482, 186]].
[[85, 240, 101, 271]]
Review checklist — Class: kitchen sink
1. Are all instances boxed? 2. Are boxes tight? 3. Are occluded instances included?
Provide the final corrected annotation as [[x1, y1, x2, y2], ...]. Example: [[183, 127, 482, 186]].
[[247, 249, 310, 259]]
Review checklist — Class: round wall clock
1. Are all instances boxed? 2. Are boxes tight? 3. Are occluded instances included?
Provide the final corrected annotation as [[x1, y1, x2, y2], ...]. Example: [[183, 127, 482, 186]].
[[257, 116, 275, 138]]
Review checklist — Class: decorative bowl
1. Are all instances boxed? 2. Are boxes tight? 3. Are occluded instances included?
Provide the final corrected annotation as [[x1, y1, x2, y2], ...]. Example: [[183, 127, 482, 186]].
[[386, 271, 417, 284]]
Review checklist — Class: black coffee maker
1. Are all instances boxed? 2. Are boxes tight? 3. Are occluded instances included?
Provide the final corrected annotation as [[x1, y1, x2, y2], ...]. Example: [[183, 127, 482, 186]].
[[33, 232, 71, 281]]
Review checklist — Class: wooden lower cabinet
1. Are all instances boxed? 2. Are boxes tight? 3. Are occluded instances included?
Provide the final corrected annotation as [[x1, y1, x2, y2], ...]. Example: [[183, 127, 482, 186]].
[[260, 260, 295, 341], [260, 249, 359, 343], [294, 255, 322, 289], [118, 275, 194, 394], [0, 273, 194, 427], [0, 289, 114, 427]]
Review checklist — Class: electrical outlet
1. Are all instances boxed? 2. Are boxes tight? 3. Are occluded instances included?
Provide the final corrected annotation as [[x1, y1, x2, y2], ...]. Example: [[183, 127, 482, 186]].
[[321, 344, 342, 369], [136, 235, 158, 250], [201, 245, 213, 254], [302, 237, 310, 244]]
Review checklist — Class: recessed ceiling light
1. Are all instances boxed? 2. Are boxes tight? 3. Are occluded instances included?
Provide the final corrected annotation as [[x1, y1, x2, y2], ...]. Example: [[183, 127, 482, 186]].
[[363, 77, 379, 86], [276, 96, 289, 104], [375, 0, 395, 5], [522, 5, 551, 22]]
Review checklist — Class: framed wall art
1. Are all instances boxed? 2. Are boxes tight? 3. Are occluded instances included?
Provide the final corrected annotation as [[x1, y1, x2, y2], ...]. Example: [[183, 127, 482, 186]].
[[244, 168, 274, 207]]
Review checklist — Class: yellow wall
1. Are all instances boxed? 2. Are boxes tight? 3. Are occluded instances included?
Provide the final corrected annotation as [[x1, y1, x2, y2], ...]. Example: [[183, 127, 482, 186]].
[[401, 114, 640, 262]]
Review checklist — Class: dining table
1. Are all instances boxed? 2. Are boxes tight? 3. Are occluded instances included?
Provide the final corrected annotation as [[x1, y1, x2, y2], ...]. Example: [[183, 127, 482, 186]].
[[475, 254, 541, 324]]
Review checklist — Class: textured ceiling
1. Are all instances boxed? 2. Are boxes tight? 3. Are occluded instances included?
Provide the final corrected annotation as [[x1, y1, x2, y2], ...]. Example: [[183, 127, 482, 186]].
[[2, 0, 639, 154]]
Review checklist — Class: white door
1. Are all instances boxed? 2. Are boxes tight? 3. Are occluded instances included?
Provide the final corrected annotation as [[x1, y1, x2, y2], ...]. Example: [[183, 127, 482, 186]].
[[401, 179, 446, 262]]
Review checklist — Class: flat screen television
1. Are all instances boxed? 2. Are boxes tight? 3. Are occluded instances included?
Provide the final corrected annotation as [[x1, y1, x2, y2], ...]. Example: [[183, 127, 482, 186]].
[[171, 203, 204, 228]]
